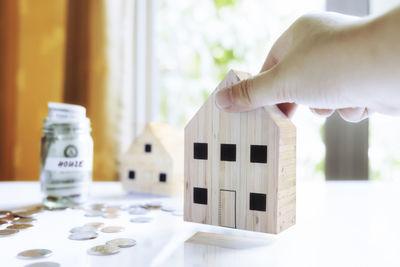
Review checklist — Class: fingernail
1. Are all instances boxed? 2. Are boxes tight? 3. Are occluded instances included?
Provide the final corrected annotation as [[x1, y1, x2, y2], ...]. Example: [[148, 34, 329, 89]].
[[216, 88, 232, 110]]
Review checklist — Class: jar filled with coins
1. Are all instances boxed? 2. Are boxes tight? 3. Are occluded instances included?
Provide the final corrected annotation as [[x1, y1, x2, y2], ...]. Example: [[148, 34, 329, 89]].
[[40, 102, 93, 209]]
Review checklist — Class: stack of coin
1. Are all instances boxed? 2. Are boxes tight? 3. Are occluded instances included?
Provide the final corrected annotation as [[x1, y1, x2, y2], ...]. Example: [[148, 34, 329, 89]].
[[69, 225, 98, 240], [87, 238, 136, 256]]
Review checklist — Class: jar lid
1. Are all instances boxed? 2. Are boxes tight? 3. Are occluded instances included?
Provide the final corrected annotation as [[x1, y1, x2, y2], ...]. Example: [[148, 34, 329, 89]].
[[47, 102, 86, 122]]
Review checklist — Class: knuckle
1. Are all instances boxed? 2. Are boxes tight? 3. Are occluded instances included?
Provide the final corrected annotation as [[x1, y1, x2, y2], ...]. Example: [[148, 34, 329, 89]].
[[233, 78, 254, 107], [270, 65, 293, 103]]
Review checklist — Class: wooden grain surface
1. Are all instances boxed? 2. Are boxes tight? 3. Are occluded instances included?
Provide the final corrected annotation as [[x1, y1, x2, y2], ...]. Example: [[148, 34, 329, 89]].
[[184, 70, 296, 234]]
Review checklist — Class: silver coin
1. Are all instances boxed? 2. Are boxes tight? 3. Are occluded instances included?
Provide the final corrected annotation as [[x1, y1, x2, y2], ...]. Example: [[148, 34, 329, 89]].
[[161, 206, 176, 212], [17, 249, 52, 259], [69, 225, 97, 233], [68, 231, 98, 240], [84, 210, 103, 217], [129, 207, 148, 215], [130, 217, 153, 223], [118, 205, 129, 211], [106, 238, 136, 248], [172, 210, 184, 216], [0, 229, 18, 237], [101, 226, 125, 233], [87, 245, 120, 256], [24, 262, 60, 267], [129, 204, 142, 209]]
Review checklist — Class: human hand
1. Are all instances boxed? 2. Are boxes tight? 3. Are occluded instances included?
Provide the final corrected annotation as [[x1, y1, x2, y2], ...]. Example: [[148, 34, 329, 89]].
[[215, 10, 400, 122]]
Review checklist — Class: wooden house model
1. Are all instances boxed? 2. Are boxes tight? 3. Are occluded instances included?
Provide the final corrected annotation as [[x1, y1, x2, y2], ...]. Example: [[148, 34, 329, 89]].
[[121, 123, 183, 196], [184, 70, 296, 234]]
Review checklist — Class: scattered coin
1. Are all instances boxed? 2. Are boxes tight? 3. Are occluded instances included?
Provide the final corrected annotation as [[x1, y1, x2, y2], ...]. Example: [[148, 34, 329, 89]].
[[84, 222, 104, 229], [70, 205, 84, 210], [69, 225, 97, 233], [106, 238, 136, 248], [103, 213, 119, 219], [84, 210, 103, 217], [90, 203, 105, 211], [102, 207, 120, 213], [24, 262, 60, 267], [1, 213, 15, 221], [7, 223, 33, 230], [161, 206, 176, 212], [129, 204, 142, 209], [17, 249, 52, 259], [129, 207, 148, 215], [143, 202, 162, 210], [69, 231, 98, 241], [101, 226, 125, 233], [130, 217, 153, 223], [0, 210, 12, 219], [87, 244, 120, 256], [0, 229, 19, 237], [118, 205, 129, 211], [14, 210, 40, 218], [13, 217, 36, 224], [172, 210, 183, 216]]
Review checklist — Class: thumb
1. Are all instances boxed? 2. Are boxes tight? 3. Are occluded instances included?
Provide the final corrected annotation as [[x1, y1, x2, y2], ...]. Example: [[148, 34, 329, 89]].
[[215, 68, 287, 112]]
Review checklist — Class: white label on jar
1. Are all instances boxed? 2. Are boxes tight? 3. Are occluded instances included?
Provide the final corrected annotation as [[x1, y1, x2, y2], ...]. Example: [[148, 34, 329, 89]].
[[44, 157, 93, 171]]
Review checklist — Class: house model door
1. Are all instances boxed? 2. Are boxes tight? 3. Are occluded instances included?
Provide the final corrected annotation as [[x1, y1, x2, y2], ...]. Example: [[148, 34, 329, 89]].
[[219, 190, 236, 228], [142, 170, 153, 192]]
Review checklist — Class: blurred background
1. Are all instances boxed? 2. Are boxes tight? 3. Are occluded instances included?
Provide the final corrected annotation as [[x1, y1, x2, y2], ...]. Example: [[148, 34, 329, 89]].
[[0, 0, 399, 181]]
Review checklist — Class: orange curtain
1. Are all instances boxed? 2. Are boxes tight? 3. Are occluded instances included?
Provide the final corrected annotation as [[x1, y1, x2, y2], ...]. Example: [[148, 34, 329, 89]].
[[0, 0, 118, 181]]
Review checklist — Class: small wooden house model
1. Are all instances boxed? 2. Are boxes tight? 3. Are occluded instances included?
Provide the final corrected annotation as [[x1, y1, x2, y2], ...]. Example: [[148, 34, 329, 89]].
[[184, 70, 296, 234], [121, 123, 183, 196]]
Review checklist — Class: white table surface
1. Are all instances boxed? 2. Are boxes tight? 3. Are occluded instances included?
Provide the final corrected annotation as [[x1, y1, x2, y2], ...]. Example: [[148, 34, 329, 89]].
[[1, 181, 400, 267]]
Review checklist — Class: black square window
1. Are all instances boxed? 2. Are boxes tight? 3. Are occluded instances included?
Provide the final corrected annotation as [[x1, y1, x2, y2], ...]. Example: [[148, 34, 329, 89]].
[[193, 143, 208, 160], [128, 170, 135, 180], [220, 144, 236, 162], [193, 187, 207, 205], [144, 144, 152, 153], [250, 145, 268, 163], [159, 173, 167, 183], [249, 193, 266, 211]]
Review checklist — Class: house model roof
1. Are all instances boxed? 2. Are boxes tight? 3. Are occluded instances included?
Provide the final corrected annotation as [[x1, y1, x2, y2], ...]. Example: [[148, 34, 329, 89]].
[[124, 122, 183, 158], [186, 69, 294, 130]]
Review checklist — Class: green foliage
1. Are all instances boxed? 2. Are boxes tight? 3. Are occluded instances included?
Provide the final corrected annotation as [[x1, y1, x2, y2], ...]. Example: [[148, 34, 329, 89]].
[[315, 158, 325, 174], [213, 0, 238, 10], [184, 52, 201, 78], [370, 169, 381, 180], [319, 124, 326, 143], [201, 89, 210, 102], [209, 43, 244, 80]]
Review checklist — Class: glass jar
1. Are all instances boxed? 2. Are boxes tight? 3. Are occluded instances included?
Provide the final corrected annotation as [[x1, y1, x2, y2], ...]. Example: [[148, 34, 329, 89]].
[[40, 102, 93, 209]]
